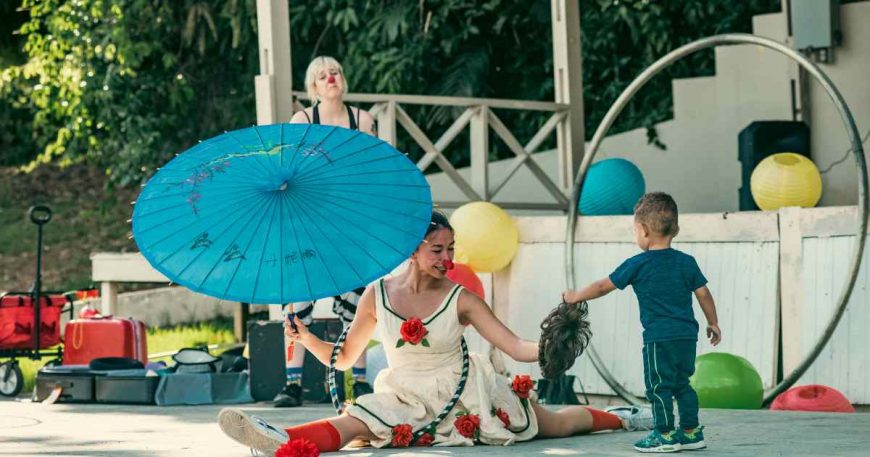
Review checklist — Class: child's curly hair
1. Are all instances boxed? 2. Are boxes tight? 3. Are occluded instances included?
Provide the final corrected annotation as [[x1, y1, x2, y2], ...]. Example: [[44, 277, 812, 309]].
[[538, 301, 592, 379], [634, 192, 679, 236]]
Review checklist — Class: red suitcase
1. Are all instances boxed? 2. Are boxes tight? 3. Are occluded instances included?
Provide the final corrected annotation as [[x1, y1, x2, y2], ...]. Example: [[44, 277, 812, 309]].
[[63, 317, 148, 365]]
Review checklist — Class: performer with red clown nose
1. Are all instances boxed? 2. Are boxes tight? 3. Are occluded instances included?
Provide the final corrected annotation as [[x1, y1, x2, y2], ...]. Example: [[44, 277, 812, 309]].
[[220, 212, 647, 455], [269, 56, 379, 409]]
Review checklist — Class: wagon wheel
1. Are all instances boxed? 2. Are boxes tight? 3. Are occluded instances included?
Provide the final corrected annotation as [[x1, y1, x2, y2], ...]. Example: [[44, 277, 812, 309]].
[[0, 361, 24, 397]]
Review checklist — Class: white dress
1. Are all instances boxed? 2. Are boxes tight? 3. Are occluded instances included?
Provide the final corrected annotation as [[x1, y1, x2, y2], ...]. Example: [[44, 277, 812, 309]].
[[345, 278, 538, 447]]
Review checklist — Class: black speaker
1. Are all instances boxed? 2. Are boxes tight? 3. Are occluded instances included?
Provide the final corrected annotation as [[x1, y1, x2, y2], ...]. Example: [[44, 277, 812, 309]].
[[738, 121, 811, 210], [247, 320, 285, 401], [246, 319, 346, 403]]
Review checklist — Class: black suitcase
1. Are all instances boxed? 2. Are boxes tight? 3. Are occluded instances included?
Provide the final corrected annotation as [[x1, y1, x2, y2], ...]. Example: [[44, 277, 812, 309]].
[[95, 375, 159, 404], [247, 319, 346, 403], [33, 365, 103, 403], [247, 320, 285, 401]]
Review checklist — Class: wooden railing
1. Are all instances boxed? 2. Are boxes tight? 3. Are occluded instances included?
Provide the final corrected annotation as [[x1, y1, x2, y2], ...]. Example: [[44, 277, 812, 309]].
[[293, 92, 574, 211]]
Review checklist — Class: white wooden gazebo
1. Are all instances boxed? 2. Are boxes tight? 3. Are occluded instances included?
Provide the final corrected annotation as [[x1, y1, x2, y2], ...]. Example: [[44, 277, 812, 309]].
[[254, 0, 587, 210], [93, 1, 587, 327]]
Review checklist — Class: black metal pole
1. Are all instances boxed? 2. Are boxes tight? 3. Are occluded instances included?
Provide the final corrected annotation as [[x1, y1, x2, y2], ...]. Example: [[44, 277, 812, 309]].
[[28, 206, 52, 358]]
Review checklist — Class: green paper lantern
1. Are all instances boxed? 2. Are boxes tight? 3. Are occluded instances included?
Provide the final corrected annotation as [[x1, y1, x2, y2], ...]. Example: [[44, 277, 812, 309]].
[[690, 352, 763, 409]]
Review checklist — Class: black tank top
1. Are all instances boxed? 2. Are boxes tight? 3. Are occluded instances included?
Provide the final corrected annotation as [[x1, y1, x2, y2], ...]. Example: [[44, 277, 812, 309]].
[[304, 104, 359, 130]]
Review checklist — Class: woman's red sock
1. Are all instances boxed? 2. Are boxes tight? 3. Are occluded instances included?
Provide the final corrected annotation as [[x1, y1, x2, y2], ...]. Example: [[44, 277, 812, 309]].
[[284, 420, 341, 452], [583, 407, 623, 432]]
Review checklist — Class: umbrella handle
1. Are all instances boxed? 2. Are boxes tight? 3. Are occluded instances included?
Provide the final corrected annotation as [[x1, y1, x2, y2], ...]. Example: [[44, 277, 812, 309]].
[[285, 303, 298, 330], [284, 303, 299, 356]]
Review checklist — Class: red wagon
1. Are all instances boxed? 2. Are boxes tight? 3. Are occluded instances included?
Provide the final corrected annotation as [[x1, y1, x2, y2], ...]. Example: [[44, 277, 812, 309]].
[[0, 206, 95, 397]]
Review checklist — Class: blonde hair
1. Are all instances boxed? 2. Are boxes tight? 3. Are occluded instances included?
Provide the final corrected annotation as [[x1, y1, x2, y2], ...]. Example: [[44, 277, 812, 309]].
[[304, 56, 348, 106]]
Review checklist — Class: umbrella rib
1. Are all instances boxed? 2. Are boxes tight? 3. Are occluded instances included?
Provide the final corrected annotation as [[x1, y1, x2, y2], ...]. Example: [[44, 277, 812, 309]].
[[220, 195, 277, 300], [293, 167, 423, 187], [167, 141, 266, 173], [291, 185, 430, 224], [226, 130, 279, 180], [252, 125, 284, 178], [292, 154, 404, 187], [289, 197, 367, 287], [134, 186, 262, 223], [306, 181, 430, 189], [294, 186, 429, 240], [227, 129, 276, 177], [136, 182, 263, 204], [293, 187, 417, 256], [162, 141, 223, 170], [250, 194, 281, 303], [284, 192, 315, 300], [287, 190, 388, 276], [149, 170, 268, 189], [284, 123, 314, 173], [279, 191, 286, 304], [137, 189, 263, 241], [152, 190, 272, 274], [292, 141, 381, 179], [289, 186, 431, 206], [193, 192, 277, 290], [292, 128, 364, 177], [285, 193, 344, 291]]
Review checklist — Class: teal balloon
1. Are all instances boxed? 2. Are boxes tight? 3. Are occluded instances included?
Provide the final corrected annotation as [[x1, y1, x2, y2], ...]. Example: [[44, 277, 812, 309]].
[[578, 158, 645, 215], [690, 352, 763, 409]]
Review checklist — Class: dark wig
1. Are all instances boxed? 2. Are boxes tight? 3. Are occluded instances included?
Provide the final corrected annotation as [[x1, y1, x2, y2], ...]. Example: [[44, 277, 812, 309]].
[[538, 300, 593, 379]]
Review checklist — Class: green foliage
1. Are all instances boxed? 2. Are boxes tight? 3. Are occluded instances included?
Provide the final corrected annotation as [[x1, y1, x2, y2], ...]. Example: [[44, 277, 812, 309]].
[[1, 0, 779, 184], [580, 0, 781, 147], [1, 0, 260, 184]]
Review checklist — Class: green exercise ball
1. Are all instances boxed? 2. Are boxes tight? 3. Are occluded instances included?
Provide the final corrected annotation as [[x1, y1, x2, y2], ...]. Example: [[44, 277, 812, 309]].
[[690, 352, 763, 409]]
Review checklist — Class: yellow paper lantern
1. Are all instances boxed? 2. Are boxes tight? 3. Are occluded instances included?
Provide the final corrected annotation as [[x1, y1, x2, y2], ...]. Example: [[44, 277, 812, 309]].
[[751, 152, 822, 211], [450, 202, 519, 273]]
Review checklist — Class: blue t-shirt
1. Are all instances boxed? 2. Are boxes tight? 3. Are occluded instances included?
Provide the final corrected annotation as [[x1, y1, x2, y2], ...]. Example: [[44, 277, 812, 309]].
[[609, 248, 707, 343]]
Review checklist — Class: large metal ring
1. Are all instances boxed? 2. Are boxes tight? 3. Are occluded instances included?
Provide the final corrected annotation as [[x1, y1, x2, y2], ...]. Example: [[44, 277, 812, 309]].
[[565, 33, 868, 406]]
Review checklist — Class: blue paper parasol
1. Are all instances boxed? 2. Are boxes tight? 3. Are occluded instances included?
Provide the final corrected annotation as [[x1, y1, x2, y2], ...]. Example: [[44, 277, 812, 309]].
[[132, 124, 432, 304]]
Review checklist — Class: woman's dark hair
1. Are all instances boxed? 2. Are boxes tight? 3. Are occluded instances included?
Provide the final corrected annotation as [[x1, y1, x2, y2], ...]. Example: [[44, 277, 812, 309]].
[[425, 210, 453, 238]]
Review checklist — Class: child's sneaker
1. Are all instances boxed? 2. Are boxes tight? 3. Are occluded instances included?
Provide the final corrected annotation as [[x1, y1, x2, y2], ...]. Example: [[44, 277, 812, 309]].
[[634, 429, 682, 453], [606, 405, 655, 431], [677, 426, 706, 450]]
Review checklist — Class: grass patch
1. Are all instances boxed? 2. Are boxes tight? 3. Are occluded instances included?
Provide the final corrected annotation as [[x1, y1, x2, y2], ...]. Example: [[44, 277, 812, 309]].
[[146, 317, 236, 365]]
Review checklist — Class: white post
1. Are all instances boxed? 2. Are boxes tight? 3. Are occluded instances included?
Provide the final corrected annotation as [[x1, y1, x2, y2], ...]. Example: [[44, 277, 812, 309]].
[[470, 106, 490, 201], [255, 0, 293, 125], [551, 0, 585, 195], [100, 281, 118, 316], [778, 206, 805, 377], [377, 101, 398, 146]]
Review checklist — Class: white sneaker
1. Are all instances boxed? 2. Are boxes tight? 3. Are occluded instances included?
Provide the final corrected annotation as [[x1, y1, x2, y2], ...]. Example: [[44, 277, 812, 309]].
[[218, 408, 287, 455], [605, 405, 655, 431]]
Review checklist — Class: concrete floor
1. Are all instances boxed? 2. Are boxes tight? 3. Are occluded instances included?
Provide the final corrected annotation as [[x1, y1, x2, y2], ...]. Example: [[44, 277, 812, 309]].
[[1, 397, 868, 456]]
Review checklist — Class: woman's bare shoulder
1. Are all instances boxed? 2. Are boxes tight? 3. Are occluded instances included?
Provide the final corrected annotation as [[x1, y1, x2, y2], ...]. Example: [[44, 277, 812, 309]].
[[290, 108, 312, 123]]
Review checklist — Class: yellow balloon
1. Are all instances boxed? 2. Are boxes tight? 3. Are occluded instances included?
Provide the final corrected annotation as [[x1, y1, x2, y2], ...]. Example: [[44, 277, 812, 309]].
[[751, 152, 822, 211], [451, 202, 519, 273]]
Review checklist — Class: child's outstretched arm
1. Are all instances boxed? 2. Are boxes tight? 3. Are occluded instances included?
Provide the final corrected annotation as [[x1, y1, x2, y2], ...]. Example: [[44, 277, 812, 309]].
[[562, 277, 617, 304], [694, 285, 721, 346]]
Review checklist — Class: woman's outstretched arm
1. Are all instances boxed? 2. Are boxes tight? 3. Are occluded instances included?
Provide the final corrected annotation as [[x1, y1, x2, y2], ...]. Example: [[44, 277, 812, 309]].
[[286, 285, 377, 370], [458, 290, 538, 362]]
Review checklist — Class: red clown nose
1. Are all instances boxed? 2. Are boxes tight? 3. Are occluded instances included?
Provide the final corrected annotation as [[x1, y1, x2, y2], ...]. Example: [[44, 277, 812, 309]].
[[443, 259, 455, 270], [327, 75, 336, 84]]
